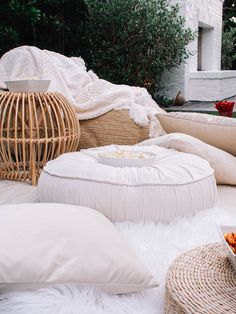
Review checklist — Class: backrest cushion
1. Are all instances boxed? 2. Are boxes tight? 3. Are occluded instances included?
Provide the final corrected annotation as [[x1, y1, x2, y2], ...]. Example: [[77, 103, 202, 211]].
[[157, 112, 236, 156]]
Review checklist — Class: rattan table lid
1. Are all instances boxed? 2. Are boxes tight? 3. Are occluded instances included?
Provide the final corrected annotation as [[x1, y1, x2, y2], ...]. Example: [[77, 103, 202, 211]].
[[165, 243, 236, 314]]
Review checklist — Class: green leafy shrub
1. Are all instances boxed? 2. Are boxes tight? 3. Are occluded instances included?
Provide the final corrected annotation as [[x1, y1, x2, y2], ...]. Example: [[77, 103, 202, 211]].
[[222, 0, 236, 70], [222, 27, 236, 70], [84, 0, 195, 95], [0, 0, 88, 56], [0, 0, 40, 54], [0, 0, 195, 98], [155, 95, 174, 108]]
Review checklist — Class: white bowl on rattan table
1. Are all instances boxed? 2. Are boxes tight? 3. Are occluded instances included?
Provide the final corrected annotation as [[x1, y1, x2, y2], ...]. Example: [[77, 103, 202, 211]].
[[5, 80, 51, 92]]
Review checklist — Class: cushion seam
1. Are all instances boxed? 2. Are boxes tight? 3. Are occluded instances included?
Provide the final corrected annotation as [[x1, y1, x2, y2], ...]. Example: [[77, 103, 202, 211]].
[[42, 170, 215, 187]]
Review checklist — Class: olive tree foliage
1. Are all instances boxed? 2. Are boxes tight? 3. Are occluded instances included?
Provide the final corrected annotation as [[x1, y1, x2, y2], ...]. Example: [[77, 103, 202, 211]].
[[84, 0, 195, 94]]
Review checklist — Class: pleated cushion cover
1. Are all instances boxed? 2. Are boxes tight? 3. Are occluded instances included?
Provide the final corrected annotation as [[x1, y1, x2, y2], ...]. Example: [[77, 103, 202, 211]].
[[38, 145, 217, 223], [0, 203, 157, 294], [157, 112, 236, 156]]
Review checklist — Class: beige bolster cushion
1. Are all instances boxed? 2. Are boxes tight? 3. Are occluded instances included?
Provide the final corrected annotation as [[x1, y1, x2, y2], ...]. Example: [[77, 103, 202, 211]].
[[157, 112, 236, 156]]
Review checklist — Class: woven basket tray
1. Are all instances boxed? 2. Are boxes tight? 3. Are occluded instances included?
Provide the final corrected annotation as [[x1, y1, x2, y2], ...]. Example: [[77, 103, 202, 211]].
[[164, 243, 236, 314], [78, 109, 150, 149]]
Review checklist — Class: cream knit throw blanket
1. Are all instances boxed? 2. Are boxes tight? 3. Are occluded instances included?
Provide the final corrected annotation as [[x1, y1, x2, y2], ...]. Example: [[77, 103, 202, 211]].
[[0, 46, 165, 137]]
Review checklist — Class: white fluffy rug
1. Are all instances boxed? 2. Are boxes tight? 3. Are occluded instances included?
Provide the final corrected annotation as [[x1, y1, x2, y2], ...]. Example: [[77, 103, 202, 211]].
[[0, 181, 38, 205], [1, 201, 236, 314]]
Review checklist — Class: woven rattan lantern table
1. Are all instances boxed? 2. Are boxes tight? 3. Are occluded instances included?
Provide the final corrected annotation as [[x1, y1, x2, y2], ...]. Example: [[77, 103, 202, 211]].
[[0, 92, 80, 185], [164, 243, 236, 314]]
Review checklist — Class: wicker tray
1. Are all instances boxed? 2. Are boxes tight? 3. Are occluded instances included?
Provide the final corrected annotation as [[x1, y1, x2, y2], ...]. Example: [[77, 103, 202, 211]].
[[164, 243, 236, 314]]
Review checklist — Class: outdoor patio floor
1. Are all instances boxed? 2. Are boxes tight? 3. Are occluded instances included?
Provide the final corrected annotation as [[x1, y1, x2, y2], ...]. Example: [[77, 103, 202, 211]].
[[167, 95, 236, 116]]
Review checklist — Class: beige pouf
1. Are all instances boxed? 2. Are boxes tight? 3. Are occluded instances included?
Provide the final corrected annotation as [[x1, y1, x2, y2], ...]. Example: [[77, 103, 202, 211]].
[[38, 145, 217, 223], [165, 243, 236, 313]]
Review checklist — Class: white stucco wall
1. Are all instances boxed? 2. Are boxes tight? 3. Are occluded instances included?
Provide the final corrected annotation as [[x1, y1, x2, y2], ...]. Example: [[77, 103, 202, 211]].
[[189, 71, 236, 101], [186, 0, 223, 72], [161, 0, 232, 101], [160, 0, 186, 99]]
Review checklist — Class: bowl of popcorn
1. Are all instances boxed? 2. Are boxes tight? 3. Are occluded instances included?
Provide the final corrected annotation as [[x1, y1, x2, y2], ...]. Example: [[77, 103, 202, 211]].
[[98, 150, 156, 167], [218, 225, 236, 272], [5, 78, 51, 92]]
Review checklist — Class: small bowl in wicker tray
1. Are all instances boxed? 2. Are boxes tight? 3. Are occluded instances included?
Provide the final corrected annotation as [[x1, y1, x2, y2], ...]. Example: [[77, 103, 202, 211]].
[[218, 225, 236, 272]]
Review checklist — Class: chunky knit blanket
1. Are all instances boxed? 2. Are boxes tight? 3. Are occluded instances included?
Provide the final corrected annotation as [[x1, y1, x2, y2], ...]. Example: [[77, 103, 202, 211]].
[[0, 46, 165, 136]]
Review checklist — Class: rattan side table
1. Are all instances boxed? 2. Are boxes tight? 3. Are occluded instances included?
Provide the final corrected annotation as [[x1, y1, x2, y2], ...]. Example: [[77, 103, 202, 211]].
[[0, 92, 80, 185], [164, 243, 236, 314]]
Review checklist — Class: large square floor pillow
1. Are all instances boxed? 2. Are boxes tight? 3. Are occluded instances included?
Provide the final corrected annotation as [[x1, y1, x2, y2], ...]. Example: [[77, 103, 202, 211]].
[[78, 109, 150, 149], [38, 145, 217, 222], [0, 203, 157, 294], [157, 112, 236, 156]]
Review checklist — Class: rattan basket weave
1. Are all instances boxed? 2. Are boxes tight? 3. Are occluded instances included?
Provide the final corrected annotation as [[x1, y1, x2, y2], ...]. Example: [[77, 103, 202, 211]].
[[78, 109, 150, 150], [164, 243, 236, 314], [0, 92, 80, 185]]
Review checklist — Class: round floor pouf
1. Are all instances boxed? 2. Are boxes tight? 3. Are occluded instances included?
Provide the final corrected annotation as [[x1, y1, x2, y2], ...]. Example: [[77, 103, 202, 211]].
[[0, 92, 80, 185], [164, 243, 236, 314], [38, 145, 217, 222]]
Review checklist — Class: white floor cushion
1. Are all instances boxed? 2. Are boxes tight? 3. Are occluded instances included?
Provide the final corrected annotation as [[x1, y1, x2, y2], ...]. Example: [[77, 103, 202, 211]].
[[0, 203, 157, 294], [38, 145, 217, 222]]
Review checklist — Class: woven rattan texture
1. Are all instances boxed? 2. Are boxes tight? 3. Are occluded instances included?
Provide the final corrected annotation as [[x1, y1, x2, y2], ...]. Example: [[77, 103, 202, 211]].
[[164, 243, 236, 314], [78, 109, 150, 149], [0, 92, 80, 185]]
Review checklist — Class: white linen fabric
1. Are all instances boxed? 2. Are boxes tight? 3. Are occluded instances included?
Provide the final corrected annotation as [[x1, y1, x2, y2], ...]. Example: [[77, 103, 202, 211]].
[[0, 46, 165, 137], [0, 203, 157, 294], [38, 145, 217, 222], [138, 133, 236, 186], [157, 111, 236, 155]]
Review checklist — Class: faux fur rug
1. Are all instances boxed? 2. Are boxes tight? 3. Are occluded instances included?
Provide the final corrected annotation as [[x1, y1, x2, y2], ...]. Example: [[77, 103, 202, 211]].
[[0, 205, 236, 314]]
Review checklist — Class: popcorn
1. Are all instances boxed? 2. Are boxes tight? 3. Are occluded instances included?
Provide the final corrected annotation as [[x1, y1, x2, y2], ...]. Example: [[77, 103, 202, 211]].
[[26, 76, 40, 80], [99, 151, 150, 159]]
